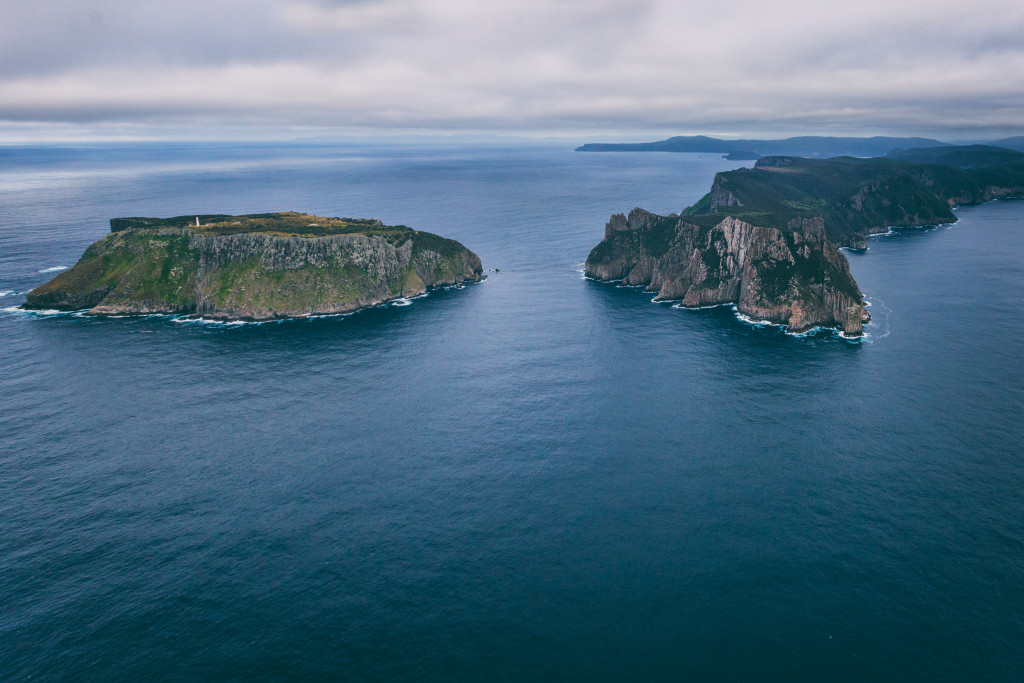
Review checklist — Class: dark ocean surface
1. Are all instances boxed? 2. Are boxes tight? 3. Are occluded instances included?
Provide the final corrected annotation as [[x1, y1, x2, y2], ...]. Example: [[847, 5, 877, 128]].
[[1, 142, 1023, 680]]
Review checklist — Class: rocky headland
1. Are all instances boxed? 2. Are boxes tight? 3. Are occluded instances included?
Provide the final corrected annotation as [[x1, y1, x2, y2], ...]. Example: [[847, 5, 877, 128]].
[[585, 146, 1024, 335], [24, 212, 483, 320]]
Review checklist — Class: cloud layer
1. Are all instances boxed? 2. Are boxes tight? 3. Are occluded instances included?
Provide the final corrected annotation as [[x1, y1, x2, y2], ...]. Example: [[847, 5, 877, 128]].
[[2, 0, 1023, 136]]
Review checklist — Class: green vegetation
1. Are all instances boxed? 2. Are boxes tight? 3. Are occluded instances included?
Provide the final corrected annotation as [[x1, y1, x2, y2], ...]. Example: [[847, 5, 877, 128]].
[[202, 258, 376, 315], [682, 151, 1024, 245], [111, 212, 417, 242], [28, 231, 200, 311]]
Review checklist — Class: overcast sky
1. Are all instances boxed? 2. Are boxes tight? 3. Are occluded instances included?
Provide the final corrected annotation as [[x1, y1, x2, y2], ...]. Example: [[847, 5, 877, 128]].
[[2, 0, 1023, 140]]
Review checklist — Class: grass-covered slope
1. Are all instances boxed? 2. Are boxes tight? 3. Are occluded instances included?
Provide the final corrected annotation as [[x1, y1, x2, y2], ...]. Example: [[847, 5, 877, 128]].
[[26, 213, 483, 319], [26, 230, 200, 312]]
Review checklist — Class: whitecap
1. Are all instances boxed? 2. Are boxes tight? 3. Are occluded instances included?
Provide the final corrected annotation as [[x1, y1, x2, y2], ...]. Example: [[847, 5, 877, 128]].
[[391, 298, 412, 306], [785, 325, 827, 338], [0, 290, 14, 297], [732, 305, 863, 341], [38, 266, 69, 273], [868, 228, 897, 238], [671, 302, 732, 311], [4, 306, 67, 316], [305, 312, 353, 320], [172, 316, 269, 326], [732, 308, 775, 328]]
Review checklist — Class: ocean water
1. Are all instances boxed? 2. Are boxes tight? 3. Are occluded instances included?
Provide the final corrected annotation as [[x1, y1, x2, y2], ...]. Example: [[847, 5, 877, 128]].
[[1, 142, 1023, 681]]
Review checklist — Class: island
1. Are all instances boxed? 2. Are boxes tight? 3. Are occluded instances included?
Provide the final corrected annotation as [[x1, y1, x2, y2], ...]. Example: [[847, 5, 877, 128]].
[[23, 212, 484, 320], [584, 146, 1024, 336]]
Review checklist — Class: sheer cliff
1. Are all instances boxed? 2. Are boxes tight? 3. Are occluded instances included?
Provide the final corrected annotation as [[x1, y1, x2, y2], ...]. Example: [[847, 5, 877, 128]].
[[586, 209, 868, 335]]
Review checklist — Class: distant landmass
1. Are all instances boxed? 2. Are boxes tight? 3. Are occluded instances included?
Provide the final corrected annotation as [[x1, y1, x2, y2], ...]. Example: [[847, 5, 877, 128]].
[[23, 212, 483, 319], [576, 135, 951, 158], [988, 136, 1024, 153], [887, 144, 1024, 167], [584, 146, 1024, 336]]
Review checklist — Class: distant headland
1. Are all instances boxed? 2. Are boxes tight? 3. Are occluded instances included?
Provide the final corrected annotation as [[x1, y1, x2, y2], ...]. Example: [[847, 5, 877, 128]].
[[576, 134, 1024, 159], [584, 145, 1024, 336], [23, 212, 483, 320]]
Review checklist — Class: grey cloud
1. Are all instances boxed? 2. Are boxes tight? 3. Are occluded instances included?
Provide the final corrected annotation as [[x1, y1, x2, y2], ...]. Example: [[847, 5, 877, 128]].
[[0, 0, 1022, 137]]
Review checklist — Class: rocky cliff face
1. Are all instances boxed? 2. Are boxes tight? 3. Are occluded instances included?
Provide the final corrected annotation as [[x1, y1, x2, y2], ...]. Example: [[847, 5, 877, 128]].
[[586, 209, 869, 335], [25, 222, 483, 320]]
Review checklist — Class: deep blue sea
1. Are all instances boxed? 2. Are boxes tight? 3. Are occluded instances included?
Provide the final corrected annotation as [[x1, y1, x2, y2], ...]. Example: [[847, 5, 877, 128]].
[[1, 142, 1023, 681]]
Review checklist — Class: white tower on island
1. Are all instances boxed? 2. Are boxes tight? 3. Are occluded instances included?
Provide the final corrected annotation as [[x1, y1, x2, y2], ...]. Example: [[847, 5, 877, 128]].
[[195, 216, 200, 226]]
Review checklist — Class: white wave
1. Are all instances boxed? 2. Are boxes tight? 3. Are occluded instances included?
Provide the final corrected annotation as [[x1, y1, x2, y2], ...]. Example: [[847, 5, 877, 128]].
[[730, 305, 864, 341], [0, 290, 14, 297], [172, 316, 273, 326], [785, 325, 826, 338], [391, 298, 412, 307], [733, 308, 775, 328], [304, 312, 353, 320], [671, 302, 732, 311], [38, 266, 69, 273], [626, 287, 860, 340], [3, 306, 67, 316]]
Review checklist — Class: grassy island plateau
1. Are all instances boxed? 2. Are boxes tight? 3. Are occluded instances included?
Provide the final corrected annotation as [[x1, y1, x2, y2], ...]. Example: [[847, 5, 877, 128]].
[[585, 146, 1024, 336], [23, 212, 484, 320]]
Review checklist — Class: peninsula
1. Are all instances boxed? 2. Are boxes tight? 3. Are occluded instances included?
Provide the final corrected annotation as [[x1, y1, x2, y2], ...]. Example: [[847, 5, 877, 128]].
[[585, 146, 1024, 335], [24, 212, 483, 319]]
